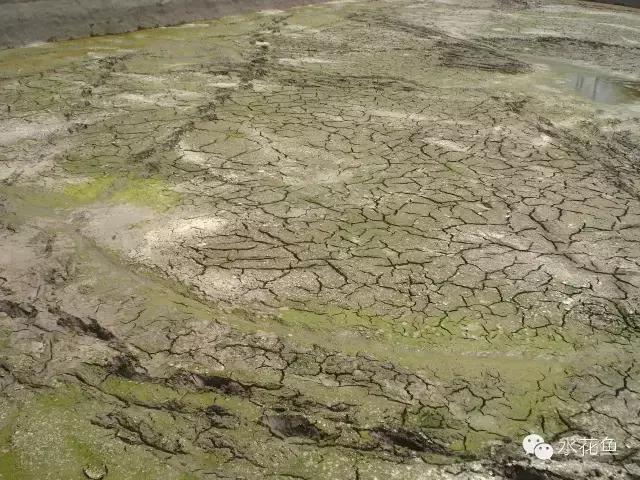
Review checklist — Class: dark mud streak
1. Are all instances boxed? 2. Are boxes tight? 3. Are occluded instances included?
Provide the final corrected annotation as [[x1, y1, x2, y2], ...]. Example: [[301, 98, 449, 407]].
[[372, 427, 449, 454], [438, 40, 531, 74], [263, 413, 326, 440], [183, 372, 252, 397], [55, 309, 117, 342], [0, 299, 37, 319]]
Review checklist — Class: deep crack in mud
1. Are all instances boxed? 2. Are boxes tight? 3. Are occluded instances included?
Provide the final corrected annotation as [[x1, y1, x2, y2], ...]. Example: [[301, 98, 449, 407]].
[[1, 0, 640, 479]]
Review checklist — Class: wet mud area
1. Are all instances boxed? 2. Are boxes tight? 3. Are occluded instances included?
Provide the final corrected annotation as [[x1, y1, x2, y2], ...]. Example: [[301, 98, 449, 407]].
[[1, 0, 640, 479]]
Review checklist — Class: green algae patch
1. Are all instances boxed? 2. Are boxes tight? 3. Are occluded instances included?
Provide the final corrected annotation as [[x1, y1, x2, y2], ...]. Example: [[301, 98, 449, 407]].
[[285, 5, 345, 30], [0, 42, 94, 78], [11, 175, 181, 212], [275, 306, 596, 361], [64, 175, 116, 203], [0, 449, 20, 480], [111, 177, 180, 210], [44, 237, 613, 458], [101, 376, 186, 406], [63, 175, 180, 210], [0, 406, 21, 480], [269, 306, 601, 454], [99, 376, 234, 413], [1, 384, 191, 480]]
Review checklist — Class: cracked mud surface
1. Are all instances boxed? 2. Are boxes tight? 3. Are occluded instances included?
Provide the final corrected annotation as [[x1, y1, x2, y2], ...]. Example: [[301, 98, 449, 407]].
[[1, 0, 640, 478]]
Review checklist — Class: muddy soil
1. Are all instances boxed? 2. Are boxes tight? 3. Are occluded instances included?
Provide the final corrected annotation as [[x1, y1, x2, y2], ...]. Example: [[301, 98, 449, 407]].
[[1, 0, 640, 479]]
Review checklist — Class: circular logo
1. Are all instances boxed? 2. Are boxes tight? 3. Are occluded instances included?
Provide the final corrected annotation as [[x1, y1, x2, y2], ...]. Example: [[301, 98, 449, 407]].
[[522, 434, 545, 454], [534, 442, 554, 460]]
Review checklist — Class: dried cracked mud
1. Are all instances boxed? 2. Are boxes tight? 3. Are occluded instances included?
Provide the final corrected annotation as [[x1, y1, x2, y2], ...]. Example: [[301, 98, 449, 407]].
[[2, 0, 640, 478]]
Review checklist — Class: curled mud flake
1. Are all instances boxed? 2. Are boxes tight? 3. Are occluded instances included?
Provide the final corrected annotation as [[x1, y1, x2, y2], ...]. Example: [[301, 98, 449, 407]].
[[372, 427, 448, 454], [0, 300, 37, 319], [54, 308, 117, 342], [204, 404, 239, 429], [107, 354, 148, 380], [263, 413, 326, 440], [172, 371, 250, 397], [205, 403, 232, 417]]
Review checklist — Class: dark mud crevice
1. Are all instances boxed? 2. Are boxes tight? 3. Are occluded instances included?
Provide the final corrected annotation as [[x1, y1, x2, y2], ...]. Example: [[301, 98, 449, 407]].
[[93, 412, 189, 454], [103, 355, 252, 400], [503, 464, 567, 480]]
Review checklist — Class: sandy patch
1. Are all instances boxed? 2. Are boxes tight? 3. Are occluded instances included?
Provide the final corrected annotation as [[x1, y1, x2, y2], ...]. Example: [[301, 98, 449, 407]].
[[423, 137, 470, 152], [278, 57, 337, 66], [0, 117, 64, 146], [370, 109, 432, 122]]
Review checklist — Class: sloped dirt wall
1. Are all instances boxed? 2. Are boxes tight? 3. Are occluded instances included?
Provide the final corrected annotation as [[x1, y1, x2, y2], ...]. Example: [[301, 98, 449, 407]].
[[0, 0, 328, 49]]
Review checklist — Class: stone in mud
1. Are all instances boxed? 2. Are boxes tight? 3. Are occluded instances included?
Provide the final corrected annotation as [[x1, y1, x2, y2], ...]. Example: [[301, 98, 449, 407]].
[[83, 464, 108, 480]]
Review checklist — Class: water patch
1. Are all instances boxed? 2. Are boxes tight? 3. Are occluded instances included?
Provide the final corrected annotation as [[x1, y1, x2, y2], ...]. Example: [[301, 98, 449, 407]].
[[527, 56, 640, 105], [566, 73, 640, 104]]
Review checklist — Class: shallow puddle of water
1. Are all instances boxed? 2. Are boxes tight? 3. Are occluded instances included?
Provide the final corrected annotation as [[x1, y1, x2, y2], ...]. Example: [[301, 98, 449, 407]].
[[522, 55, 640, 105], [565, 73, 640, 105]]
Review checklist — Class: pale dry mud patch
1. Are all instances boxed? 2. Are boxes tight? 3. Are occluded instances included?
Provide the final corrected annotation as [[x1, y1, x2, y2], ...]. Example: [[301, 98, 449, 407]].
[[1, 1, 640, 479]]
